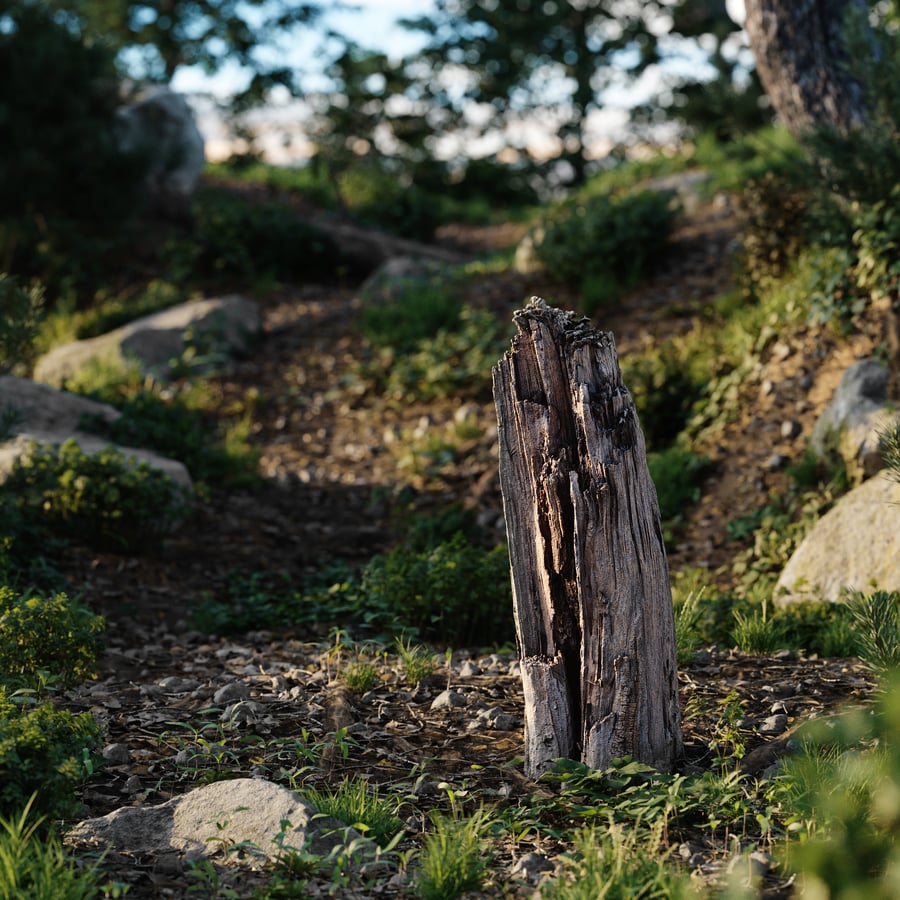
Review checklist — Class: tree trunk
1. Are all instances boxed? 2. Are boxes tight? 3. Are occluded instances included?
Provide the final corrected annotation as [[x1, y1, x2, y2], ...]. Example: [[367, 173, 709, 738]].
[[743, 0, 871, 136], [492, 299, 682, 780]]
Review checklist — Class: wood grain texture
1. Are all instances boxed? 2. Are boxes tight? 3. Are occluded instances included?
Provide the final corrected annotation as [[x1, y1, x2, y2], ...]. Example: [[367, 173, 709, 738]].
[[492, 298, 682, 778]]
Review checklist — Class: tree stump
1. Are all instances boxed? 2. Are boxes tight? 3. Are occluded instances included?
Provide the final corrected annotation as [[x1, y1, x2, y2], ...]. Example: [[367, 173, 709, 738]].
[[492, 298, 683, 779]]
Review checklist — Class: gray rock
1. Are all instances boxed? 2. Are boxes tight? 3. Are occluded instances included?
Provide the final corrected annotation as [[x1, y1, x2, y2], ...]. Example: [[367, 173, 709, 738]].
[[775, 471, 900, 604], [33, 296, 261, 388], [508, 851, 554, 884], [65, 778, 366, 863], [101, 743, 132, 766], [759, 715, 789, 735], [512, 228, 545, 275], [116, 86, 205, 220], [357, 256, 448, 304], [810, 359, 900, 482], [430, 689, 467, 710], [781, 419, 802, 441], [0, 375, 193, 492], [213, 681, 251, 705]]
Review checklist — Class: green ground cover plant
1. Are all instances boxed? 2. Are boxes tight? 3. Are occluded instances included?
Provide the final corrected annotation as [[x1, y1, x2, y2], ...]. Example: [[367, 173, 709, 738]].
[[78, 377, 261, 492], [0, 587, 103, 688], [165, 187, 343, 289], [0, 689, 102, 821], [358, 303, 510, 404], [2, 439, 191, 553]]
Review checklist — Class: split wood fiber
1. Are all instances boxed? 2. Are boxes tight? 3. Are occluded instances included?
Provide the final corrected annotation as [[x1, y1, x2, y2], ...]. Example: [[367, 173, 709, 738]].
[[492, 298, 683, 778]]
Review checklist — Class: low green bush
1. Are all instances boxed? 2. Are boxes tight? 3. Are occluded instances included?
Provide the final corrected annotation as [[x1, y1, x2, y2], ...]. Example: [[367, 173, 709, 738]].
[[359, 284, 460, 353], [3, 439, 191, 552], [80, 387, 259, 491], [736, 170, 812, 290], [647, 447, 708, 523], [0, 689, 102, 821], [0, 275, 43, 376], [359, 306, 509, 404], [534, 189, 680, 314], [166, 188, 342, 287], [770, 675, 900, 898], [622, 343, 708, 452], [323, 535, 513, 646], [0, 587, 104, 688]]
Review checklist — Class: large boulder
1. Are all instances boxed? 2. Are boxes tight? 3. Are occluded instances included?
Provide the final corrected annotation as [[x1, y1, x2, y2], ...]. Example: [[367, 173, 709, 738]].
[[116, 86, 205, 220], [774, 471, 900, 605], [810, 359, 900, 483], [0, 375, 192, 491], [33, 296, 260, 388], [66, 778, 368, 864]]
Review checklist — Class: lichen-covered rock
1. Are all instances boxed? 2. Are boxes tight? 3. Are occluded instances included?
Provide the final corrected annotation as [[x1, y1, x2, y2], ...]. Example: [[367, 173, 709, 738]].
[[810, 359, 900, 482], [775, 471, 900, 604], [33, 296, 260, 388], [66, 778, 367, 863], [0, 375, 192, 490]]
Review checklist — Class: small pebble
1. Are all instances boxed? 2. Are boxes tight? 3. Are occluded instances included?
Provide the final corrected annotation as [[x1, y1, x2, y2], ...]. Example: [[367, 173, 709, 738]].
[[213, 682, 250, 705], [759, 714, 789, 735], [765, 453, 789, 470], [780, 419, 802, 440], [101, 743, 131, 765], [430, 690, 466, 710], [459, 660, 482, 678]]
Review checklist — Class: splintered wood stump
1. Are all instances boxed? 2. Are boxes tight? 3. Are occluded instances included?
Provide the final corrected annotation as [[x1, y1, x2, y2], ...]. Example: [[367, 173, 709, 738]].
[[492, 298, 683, 779]]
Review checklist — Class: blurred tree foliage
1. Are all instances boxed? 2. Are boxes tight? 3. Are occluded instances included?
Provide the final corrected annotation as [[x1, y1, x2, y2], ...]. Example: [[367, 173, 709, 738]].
[[400, 0, 771, 187], [0, 0, 148, 295], [40, 0, 322, 107]]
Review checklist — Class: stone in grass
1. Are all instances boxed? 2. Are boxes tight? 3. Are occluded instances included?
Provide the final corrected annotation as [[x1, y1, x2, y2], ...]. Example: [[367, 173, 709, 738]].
[[66, 778, 370, 864]]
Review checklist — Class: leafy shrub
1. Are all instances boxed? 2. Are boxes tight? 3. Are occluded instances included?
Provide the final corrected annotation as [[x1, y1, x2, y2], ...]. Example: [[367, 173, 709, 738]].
[[365, 307, 509, 404], [736, 171, 811, 289], [0, 588, 104, 688], [0, 3, 146, 296], [803, 4, 900, 211], [360, 284, 461, 354], [0, 276, 43, 375], [80, 387, 259, 490], [804, 246, 869, 333], [337, 164, 440, 239], [191, 568, 299, 635], [771, 677, 900, 898], [851, 184, 900, 301], [167, 188, 342, 287], [313, 535, 513, 646], [4, 439, 191, 552], [647, 447, 708, 523], [534, 189, 680, 313], [0, 690, 102, 821], [621, 342, 707, 452]]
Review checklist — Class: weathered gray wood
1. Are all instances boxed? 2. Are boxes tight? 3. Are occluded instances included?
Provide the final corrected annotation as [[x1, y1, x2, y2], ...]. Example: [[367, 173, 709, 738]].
[[492, 298, 682, 779]]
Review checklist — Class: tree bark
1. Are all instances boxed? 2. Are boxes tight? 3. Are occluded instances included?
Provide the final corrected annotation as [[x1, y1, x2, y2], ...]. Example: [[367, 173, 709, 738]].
[[743, 0, 871, 136], [492, 299, 683, 780]]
